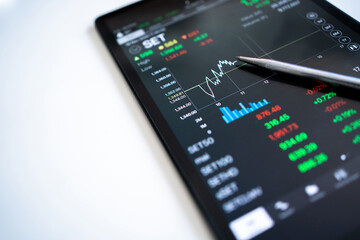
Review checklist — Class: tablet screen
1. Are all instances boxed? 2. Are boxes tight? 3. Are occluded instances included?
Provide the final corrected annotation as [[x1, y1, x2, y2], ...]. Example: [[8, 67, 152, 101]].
[[96, 0, 360, 239]]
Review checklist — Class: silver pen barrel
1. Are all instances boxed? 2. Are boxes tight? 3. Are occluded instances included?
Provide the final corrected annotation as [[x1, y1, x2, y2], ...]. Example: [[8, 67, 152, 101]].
[[237, 56, 360, 89]]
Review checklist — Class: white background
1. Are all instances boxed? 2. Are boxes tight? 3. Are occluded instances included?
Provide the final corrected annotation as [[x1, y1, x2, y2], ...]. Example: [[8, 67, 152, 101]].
[[0, 0, 358, 239]]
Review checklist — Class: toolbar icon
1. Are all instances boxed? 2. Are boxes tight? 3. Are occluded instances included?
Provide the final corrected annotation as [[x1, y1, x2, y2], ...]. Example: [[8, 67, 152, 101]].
[[129, 45, 142, 55], [305, 184, 319, 197], [274, 201, 290, 212], [116, 31, 124, 39], [229, 207, 274, 240], [334, 169, 348, 182]]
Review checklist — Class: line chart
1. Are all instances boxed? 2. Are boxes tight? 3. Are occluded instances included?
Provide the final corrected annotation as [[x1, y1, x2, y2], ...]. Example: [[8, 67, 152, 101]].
[[199, 60, 238, 98], [184, 29, 321, 95]]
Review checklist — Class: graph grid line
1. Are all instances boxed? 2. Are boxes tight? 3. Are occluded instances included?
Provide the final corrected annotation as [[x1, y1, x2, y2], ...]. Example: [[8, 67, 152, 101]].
[[184, 29, 321, 93]]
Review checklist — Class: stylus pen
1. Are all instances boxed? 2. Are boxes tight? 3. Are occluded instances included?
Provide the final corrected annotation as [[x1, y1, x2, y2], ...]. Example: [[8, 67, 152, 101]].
[[237, 56, 360, 89]]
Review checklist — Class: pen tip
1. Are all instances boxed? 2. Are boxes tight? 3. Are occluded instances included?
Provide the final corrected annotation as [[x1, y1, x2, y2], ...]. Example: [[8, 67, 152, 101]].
[[237, 56, 253, 59], [237, 56, 253, 63], [237, 55, 254, 61]]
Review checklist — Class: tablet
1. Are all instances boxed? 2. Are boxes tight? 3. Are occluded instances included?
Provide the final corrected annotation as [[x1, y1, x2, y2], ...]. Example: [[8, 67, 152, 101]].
[[95, 1, 360, 239]]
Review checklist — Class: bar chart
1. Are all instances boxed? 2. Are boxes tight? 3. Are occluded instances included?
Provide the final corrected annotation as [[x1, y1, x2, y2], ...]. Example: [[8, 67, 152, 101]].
[[220, 99, 270, 124]]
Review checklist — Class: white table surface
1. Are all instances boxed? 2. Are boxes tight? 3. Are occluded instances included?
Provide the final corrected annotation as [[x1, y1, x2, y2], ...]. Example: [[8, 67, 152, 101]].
[[0, 0, 358, 239]]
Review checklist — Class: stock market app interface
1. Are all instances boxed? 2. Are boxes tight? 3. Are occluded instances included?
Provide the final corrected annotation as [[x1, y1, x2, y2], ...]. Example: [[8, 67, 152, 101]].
[[103, 0, 360, 239]]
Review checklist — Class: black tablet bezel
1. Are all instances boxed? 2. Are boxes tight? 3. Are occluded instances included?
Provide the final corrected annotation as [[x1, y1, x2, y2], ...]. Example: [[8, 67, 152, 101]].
[[95, 1, 359, 239]]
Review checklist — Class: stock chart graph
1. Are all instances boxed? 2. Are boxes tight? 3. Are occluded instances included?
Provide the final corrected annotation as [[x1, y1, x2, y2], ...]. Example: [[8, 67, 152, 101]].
[[181, 25, 334, 110], [197, 60, 238, 98], [220, 99, 270, 123], [124, 0, 360, 179], [116, 0, 360, 238]]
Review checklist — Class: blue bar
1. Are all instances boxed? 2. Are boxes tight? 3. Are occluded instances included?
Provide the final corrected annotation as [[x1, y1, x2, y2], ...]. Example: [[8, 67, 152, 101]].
[[222, 115, 230, 124], [250, 103, 258, 110], [258, 102, 263, 107], [240, 109, 247, 116], [220, 107, 228, 116], [225, 107, 236, 121], [247, 108, 253, 112], [239, 103, 248, 113], [220, 107, 234, 121], [233, 110, 240, 119], [263, 99, 269, 104]]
